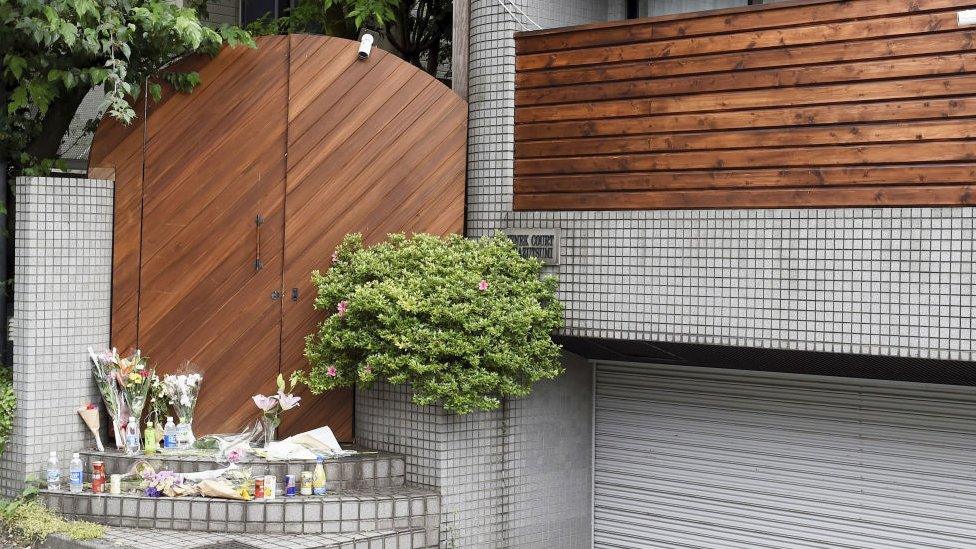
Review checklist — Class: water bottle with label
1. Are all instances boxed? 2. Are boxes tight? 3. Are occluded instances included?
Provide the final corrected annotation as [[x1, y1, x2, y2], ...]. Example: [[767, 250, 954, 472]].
[[176, 417, 190, 449], [163, 416, 177, 449], [125, 416, 140, 455], [46, 451, 61, 491], [68, 453, 83, 493]]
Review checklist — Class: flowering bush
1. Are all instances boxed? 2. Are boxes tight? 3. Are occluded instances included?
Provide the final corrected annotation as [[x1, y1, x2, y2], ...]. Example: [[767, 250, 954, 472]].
[[304, 233, 564, 414]]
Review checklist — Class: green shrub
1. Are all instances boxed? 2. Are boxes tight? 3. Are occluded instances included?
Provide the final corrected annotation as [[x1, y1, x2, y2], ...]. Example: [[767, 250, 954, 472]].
[[1, 486, 103, 545], [304, 233, 564, 413], [0, 368, 13, 457]]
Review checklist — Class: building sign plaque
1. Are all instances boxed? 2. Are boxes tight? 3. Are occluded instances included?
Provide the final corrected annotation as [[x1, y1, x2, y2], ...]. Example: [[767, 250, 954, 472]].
[[502, 228, 561, 266]]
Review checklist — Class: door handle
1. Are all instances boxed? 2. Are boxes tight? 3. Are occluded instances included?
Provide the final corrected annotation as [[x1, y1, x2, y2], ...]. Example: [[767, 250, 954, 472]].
[[291, 288, 299, 302], [254, 215, 264, 271]]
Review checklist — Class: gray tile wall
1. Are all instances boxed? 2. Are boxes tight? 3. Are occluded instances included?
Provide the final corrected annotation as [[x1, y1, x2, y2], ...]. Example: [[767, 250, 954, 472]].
[[502, 352, 593, 549], [355, 383, 505, 548], [467, 0, 976, 362], [0, 177, 113, 496]]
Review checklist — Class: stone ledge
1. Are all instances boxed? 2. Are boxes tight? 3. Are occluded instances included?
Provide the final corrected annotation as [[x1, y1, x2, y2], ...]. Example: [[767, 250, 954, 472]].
[[42, 486, 440, 535], [41, 525, 438, 549], [79, 449, 406, 491]]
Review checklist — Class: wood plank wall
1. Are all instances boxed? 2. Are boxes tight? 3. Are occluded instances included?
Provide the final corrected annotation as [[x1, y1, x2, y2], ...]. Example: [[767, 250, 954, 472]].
[[513, 0, 976, 210]]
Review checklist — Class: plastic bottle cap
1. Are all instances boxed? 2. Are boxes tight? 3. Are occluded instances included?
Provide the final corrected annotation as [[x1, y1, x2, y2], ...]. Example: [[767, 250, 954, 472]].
[[49, 451, 56, 456], [146, 421, 153, 427], [167, 416, 173, 422], [129, 416, 136, 423], [72, 453, 79, 458]]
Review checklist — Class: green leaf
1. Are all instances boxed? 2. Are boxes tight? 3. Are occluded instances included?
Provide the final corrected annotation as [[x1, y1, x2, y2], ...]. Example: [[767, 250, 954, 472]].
[[7, 86, 27, 114], [3, 54, 27, 80], [148, 82, 162, 102]]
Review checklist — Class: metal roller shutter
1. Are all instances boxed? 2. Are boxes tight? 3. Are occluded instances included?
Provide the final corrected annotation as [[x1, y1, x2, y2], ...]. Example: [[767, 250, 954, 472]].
[[593, 361, 976, 549]]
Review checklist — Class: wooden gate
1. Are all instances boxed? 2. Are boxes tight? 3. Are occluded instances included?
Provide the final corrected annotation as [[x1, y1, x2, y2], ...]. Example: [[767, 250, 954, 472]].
[[89, 35, 467, 439]]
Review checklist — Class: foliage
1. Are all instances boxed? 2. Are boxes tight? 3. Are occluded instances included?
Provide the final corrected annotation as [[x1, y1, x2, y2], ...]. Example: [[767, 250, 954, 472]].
[[245, 0, 397, 40], [304, 233, 564, 414], [245, 0, 450, 80], [0, 0, 255, 175], [0, 367, 12, 458], [1, 483, 103, 545], [384, 0, 451, 77]]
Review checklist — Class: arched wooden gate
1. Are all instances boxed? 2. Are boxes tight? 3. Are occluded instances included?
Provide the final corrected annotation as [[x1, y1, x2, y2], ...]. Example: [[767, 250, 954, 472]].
[[88, 35, 467, 439]]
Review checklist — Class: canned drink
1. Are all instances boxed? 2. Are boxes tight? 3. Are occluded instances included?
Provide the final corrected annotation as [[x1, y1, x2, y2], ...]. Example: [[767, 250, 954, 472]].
[[285, 475, 297, 497], [300, 471, 313, 496], [263, 475, 276, 500], [254, 477, 265, 499], [109, 474, 122, 495], [91, 461, 105, 494]]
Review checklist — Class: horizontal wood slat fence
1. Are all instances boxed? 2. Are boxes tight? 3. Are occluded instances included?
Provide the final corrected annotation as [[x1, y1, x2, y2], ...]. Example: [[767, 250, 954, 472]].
[[513, 0, 976, 210]]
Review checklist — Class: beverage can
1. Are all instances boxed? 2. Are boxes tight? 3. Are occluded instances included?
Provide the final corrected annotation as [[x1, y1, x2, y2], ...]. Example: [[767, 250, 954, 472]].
[[263, 475, 276, 500], [109, 474, 122, 495], [254, 477, 264, 499], [300, 471, 313, 496], [91, 461, 105, 494], [285, 475, 296, 497]]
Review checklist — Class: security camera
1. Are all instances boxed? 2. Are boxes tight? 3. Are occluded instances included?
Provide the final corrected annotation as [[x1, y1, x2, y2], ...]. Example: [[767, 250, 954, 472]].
[[358, 34, 374, 60]]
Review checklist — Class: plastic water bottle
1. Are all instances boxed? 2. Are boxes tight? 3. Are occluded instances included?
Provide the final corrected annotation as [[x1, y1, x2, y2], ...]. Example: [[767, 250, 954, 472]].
[[176, 417, 190, 449], [68, 453, 83, 493], [144, 421, 157, 456], [163, 416, 176, 449], [125, 416, 140, 455], [46, 451, 61, 491]]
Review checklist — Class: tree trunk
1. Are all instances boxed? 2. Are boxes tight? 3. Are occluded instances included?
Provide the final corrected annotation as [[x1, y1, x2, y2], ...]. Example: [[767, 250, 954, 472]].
[[26, 87, 90, 161]]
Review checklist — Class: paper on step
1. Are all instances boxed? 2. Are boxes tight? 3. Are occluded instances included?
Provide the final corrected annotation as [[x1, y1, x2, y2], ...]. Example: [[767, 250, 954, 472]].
[[283, 426, 343, 453]]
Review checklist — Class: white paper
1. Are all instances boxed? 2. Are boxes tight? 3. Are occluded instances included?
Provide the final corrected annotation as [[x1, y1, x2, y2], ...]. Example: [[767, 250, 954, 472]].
[[959, 9, 976, 26]]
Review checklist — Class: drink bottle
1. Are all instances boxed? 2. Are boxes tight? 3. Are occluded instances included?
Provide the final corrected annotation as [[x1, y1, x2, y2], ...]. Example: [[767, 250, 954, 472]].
[[69, 453, 83, 493], [163, 417, 177, 449], [46, 451, 61, 491], [144, 421, 157, 456], [125, 416, 140, 455], [313, 457, 327, 495]]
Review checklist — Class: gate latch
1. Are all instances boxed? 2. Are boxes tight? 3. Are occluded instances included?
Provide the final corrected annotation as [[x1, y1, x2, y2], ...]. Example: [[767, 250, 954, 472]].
[[291, 288, 299, 302], [271, 290, 282, 301]]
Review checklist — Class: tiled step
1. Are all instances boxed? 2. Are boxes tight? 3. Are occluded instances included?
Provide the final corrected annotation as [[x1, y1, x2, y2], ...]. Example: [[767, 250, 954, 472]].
[[80, 448, 405, 491], [41, 486, 439, 535], [41, 525, 436, 549]]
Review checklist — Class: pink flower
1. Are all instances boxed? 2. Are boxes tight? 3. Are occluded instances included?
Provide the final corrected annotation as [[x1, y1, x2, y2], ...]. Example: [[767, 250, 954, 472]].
[[226, 447, 245, 464], [326, 366, 338, 378], [251, 394, 278, 412], [478, 279, 489, 292], [363, 366, 372, 374], [277, 392, 301, 411], [331, 250, 339, 264], [337, 300, 349, 316]]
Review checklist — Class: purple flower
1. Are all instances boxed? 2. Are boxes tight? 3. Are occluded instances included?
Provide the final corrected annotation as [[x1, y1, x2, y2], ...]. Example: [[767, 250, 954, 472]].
[[277, 391, 301, 411], [326, 366, 338, 378], [252, 394, 278, 412], [331, 250, 339, 264], [337, 300, 349, 316], [226, 447, 246, 464], [478, 279, 489, 292]]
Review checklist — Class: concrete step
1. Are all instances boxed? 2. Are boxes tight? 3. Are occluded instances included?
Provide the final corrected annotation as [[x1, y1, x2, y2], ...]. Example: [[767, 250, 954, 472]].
[[80, 448, 405, 491], [41, 485, 439, 536], [41, 525, 436, 549]]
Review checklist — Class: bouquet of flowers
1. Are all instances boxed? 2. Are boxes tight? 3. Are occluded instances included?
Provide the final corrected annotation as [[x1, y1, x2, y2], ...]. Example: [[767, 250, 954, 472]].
[[88, 347, 154, 448], [162, 366, 203, 443], [117, 350, 153, 426], [252, 372, 302, 447], [88, 347, 126, 448]]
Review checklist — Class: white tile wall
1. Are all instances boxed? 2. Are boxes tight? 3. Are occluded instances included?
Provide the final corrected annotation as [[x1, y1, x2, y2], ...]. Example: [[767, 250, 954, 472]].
[[0, 177, 113, 496]]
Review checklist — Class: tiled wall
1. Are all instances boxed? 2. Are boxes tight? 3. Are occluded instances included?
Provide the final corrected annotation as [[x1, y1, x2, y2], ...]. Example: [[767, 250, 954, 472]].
[[0, 177, 113, 496], [502, 352, 593, 548], [355, 383, 505, 548], [467, 0, 976, 363]]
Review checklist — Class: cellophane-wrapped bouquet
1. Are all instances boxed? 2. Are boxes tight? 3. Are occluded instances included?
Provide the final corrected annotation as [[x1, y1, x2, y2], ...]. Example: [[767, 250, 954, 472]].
[[88, 347, 154, 449], [162, 366, 203, 442]]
